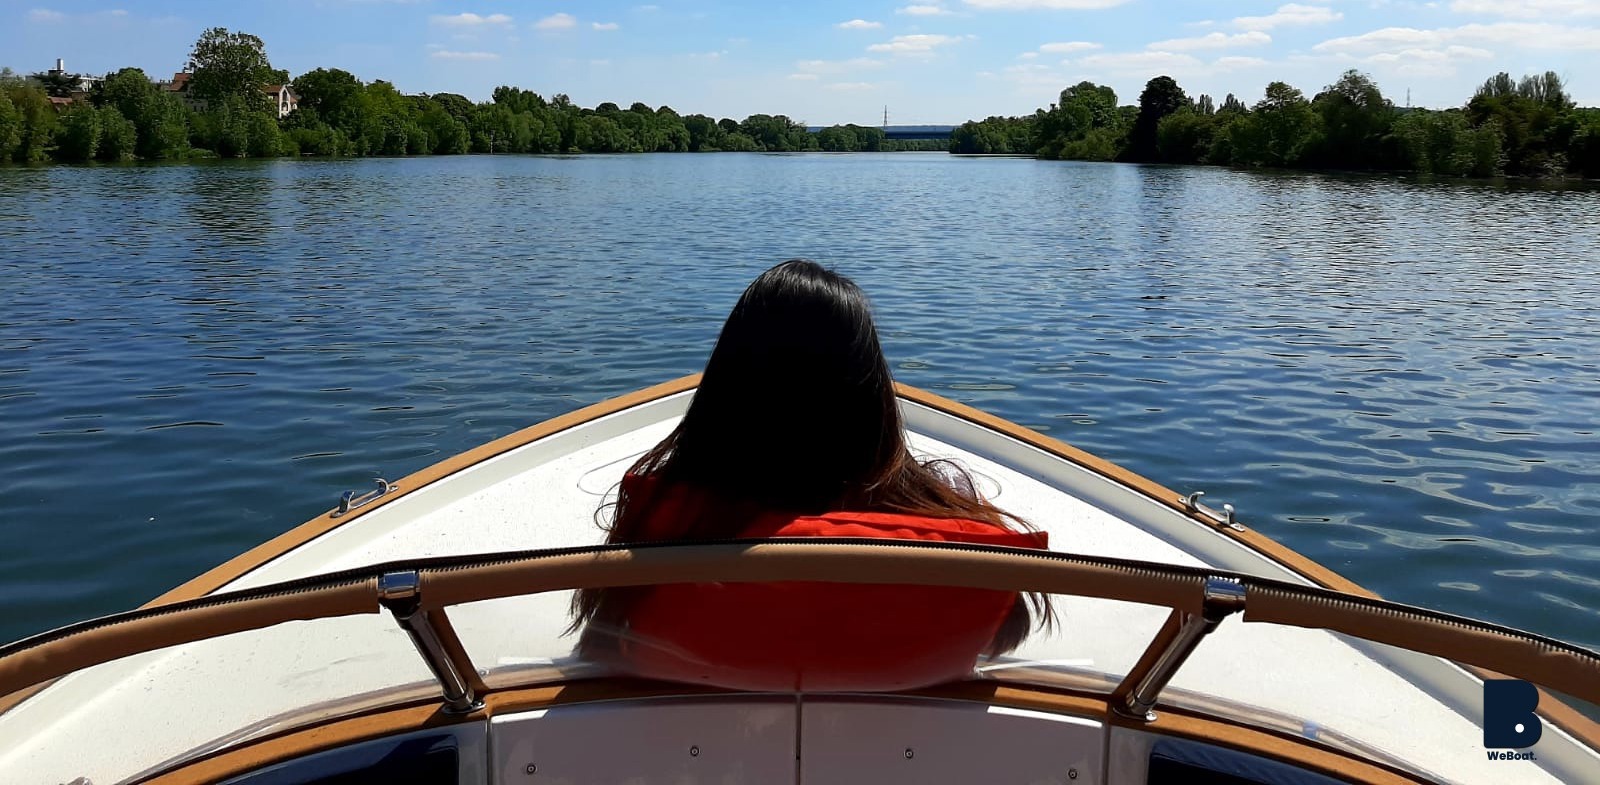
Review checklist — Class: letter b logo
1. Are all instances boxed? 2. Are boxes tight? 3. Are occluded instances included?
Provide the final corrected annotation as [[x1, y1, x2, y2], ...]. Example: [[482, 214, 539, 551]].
[[1484, 680, 1542, 749]]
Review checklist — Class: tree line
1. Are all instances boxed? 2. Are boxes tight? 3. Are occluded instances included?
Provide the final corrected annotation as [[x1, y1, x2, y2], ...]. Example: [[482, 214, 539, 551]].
[[6, 25, 1595, 178], [0, 27, 945, 164], [952, 70, 1600, 179]]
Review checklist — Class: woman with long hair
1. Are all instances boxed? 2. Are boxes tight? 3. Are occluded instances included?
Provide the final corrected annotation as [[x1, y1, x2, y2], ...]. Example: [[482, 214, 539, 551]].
[[571, 259, 1050, 688]]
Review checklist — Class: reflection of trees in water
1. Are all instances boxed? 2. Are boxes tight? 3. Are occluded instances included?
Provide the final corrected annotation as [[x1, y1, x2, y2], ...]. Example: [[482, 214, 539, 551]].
[[171, 161, 298, 333], [182, 161, 276, 249]]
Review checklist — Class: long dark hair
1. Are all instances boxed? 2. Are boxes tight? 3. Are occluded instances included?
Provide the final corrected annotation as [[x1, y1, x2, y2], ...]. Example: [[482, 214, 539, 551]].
[[572, 259, 1050, 655]]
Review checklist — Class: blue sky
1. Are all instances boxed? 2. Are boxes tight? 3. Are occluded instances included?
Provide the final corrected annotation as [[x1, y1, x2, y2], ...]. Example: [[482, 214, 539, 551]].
[[4, 1, 1596, 124]]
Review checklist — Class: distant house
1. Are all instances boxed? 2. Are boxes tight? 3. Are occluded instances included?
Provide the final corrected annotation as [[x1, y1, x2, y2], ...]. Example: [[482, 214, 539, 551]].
[[156, 72, 205, 111], [38, 58, 98, 110], [158, 71, 298, 117], [45, 59, 101, 94], [264, 84, 298, 118]]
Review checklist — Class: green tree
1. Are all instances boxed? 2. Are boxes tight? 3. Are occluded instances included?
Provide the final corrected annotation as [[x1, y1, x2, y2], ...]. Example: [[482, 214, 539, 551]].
[[0, 90, 22, 161], [291, 68, 364, 130], [1035, 82, 1120, 159], [573, 114, 633, 152], [817, 125, 859, 151], [358, 80, 425, 155], [1460, 119, 1505, 177], [429, 92, 474, 122], [1156, 109, 1214, 164], [682, 113, 724, 151], [720, 132, 760, 152], [1230, 81, 1319, 167], [1, 80, 58, 162], [213, 103, 252, 157], [1393, 108, 1501, 177], [951, 116, 1035, 154], [851, 125, 885, 152], [97, 106, 137, 161], [1309, 70, 1396, 169], [1466, 71, 1573, 176], [1571, 112, 1600, 178], [94, 68, 189, 159], [245, 110, 281, 157], [414, 98, 469, 154], [55, 106, 101, 161], [738, 114, 809, 151], [187, 27, 277, 112], [1128, 76, 1188, 161]]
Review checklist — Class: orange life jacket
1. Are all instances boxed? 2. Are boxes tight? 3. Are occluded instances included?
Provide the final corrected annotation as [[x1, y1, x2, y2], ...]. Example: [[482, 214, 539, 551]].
[[608, 474, 1049, 691]]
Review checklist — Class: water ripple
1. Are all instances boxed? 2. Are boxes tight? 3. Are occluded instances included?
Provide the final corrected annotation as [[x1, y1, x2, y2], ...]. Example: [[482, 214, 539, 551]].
[[1, 156, 1598, 650]]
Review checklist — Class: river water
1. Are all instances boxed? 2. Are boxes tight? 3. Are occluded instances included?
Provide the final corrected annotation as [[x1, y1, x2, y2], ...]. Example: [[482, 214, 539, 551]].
[[2, 153, 1597, 650]]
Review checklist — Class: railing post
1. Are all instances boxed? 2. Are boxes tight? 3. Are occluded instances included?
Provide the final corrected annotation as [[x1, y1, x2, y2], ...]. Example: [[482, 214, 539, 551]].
[[378, 570, 484, 714], [1111, 576, 1246, 722]]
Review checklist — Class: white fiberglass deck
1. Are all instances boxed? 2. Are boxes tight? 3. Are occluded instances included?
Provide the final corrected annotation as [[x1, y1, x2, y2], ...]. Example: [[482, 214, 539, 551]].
[[0, 389, 1589, 784]]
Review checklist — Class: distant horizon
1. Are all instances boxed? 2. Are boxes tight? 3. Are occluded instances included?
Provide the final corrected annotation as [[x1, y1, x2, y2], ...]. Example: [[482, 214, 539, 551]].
[[4, 2, 1597, 126]]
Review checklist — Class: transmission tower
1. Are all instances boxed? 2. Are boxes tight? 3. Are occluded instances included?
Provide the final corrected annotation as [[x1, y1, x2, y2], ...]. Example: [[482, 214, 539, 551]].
[[882, 106, 889, 131]]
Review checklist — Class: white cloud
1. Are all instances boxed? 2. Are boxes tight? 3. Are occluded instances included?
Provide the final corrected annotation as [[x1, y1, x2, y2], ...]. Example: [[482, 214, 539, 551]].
[[28, 7, 138, 23], [1369, 45, 1493, 62], [1366, 46, 1494, 76], [1310, 22, 1600, 76], [1147, 31, 1272, 50], [788, 73, 821, 80], [592, 21, 619, 30], [534, 12, 577, 30], [430, 50, 501, 60], [1076, 50, 1205, 72], [836, 19, 884, 29], [431, 12, 513, 26], [1315, 27, 1443, 53], [897, 4, 953, 14], [1039, 41, 1102, 53], [1017, 51, 1040, 59], [868, 34, 969, 54], [590, 59, 612, 66], [1450, 0, 1600, 17], [1314, 22, 1600, 53], [796, 57, 887, 73], [825, 82, 879, 91], [1213, 55, 1270, 70], [997, 62, 1075, 88], [688, 50, 728, 60], [1234, 4, 1341, 30], [964, 0, 1131, 8]]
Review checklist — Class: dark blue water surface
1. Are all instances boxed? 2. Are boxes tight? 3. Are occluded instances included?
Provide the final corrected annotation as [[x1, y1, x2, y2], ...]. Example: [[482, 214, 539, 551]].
[[2, 154, 1598, 649]]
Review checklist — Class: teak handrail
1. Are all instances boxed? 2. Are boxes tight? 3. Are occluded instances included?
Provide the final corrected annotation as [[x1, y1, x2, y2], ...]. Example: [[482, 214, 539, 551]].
[[2, 540, 1596, 711]]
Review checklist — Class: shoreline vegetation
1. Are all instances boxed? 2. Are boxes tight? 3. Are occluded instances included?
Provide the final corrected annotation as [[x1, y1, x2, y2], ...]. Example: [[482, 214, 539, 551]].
[[952, 71, 1599, 180], [1, 27, 1595, 180]]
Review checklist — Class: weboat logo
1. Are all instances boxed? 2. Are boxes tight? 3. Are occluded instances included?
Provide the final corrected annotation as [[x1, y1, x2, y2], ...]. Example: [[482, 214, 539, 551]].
[[1484, 679, 1541, 760]]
